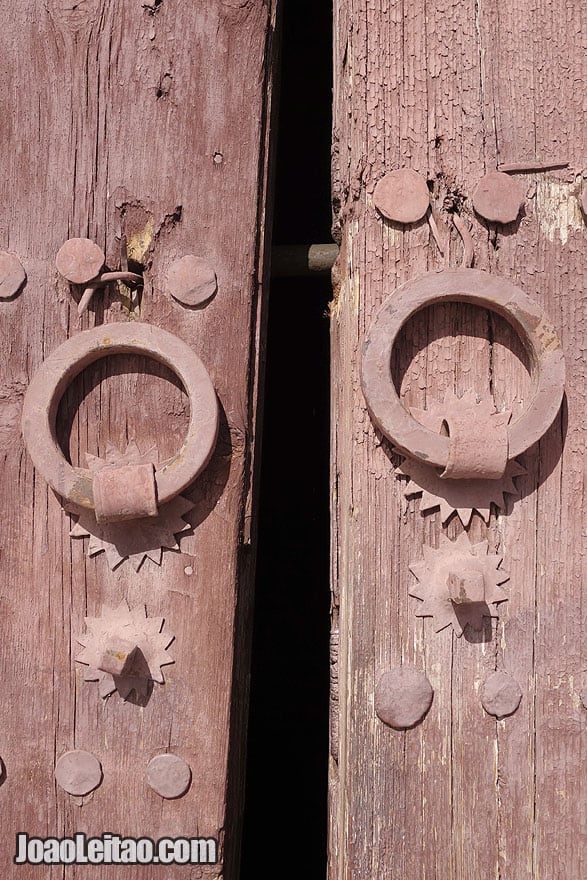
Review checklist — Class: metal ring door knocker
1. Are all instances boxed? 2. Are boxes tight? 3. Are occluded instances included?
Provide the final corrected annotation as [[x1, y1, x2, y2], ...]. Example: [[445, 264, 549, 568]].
[[362, 267, 565, 643], [22, 322, 219, 523], [361, 268, 565, 480]]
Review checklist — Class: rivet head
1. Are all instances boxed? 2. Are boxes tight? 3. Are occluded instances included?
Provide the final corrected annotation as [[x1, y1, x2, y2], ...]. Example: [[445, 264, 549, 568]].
[[375, 665, 434, 729], [0, 251, 26, 299], [145, 753, 191, 799], [480, 671, 522, 718], [56, 238, 105, 284], [55, 750, 102, 796], [373, 169, 430, 224], [473, 171, 524, 224], [167, 255, 217, 307], [580, 183, 587, 218]]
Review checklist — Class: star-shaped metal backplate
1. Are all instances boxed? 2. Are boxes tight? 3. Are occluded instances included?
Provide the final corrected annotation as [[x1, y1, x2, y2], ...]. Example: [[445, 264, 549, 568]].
[[76, 600, 174, 700], [67, 441, 195, 570], [397, 389, 525, 526], [409, 532, 509, 637]]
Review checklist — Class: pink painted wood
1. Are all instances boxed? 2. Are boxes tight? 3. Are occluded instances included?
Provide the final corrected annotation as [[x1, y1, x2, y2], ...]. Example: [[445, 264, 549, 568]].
[[331, 0, 586, 877], [0, 2, 278, 877]]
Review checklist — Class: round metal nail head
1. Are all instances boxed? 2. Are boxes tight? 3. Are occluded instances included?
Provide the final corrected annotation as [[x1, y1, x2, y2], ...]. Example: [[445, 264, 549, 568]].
[[373, 169, 430, 224], [375, 665, 434, 729], [55, 750, 102, 796], [56, 238, 105, 284], [0, 252, 26, 299], [481, 671, 522, 718], [146, 754, 191, 799], [473, 171, 524, 224], [580, 183, 587, 217], [167, 255, 217, 307]]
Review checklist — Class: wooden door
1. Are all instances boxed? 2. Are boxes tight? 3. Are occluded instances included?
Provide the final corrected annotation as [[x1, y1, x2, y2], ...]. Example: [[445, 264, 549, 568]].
[[330, 1, 586, 878], [0, 2, 277, 877]]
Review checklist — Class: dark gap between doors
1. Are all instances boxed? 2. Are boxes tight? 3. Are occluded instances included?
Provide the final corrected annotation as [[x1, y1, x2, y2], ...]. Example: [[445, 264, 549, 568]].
[[241, 1, 333, 878]]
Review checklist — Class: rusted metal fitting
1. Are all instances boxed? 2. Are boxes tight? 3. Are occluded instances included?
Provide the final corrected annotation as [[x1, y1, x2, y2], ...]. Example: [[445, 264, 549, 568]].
[[472, 171, 525, 224], [374, 665, 434, 729], [271, 243, 339, 277], [373, 168, 430, 224], [396, 390, 525, 524], [92, 462, 158, 523], [451, 213, 475, 268], [77, 600, 174, 701], [447, 568, 486, 605], [440, 409, 509, 481], [0, 251, 26, 299], [498, 159, 569, 173], [409, 532, 509, 637], [480, 671, 522, 718], [167, 255, 217, 307], [69, 441, 196, 571], [22, 323, 219, 516], [56, 238, 143, 315], [54, 750, 102, 796], [145, 754, 192, 799], [361, 269, 565, 473], [78, 270, 144, 316]]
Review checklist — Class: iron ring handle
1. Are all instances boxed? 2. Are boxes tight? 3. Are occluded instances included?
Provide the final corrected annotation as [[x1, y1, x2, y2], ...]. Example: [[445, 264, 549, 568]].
[[361, 269, 565, 468], [22, 323, 219, 511]]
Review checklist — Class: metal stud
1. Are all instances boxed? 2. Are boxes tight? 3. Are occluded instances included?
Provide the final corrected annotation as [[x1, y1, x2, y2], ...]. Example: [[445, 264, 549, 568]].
[[54, 750, 102, 796], [167, 255, 217, 307], [373, 169, 430, 224], [55, 238, 143, 314], [480, 672, 523, 719], [145, 754, 192, 799], [472, 171, 525, 224], [375, 665, 434, 729], [56, 238, 106, 285]]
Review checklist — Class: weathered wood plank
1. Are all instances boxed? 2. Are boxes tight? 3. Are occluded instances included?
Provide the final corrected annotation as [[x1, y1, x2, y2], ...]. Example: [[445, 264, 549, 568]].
[[0, 1, 277, 877], [330, 1, 586, 878]]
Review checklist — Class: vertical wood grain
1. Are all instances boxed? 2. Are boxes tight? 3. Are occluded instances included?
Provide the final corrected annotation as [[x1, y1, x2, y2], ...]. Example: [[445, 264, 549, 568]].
[[330, 1, 586, 878], [0, 1, 277, 877]]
